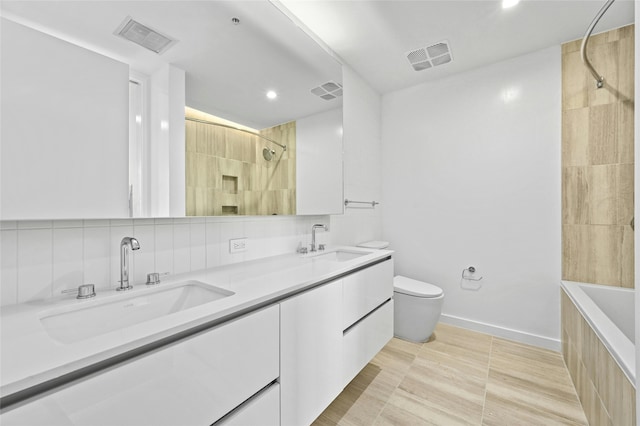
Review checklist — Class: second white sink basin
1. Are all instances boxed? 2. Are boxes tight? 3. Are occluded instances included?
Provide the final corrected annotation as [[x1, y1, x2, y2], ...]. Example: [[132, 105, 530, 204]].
[[311, 250, 367, 262], [40, 281, 234, 344]]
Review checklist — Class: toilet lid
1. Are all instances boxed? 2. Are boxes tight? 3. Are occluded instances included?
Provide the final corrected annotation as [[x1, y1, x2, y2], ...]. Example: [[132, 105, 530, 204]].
[[394, 275, 443, 298], [357, 241, 390, 249]]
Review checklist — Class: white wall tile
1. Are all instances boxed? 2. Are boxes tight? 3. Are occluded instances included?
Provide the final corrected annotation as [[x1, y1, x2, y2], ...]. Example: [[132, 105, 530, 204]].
[[1, 230, 18, 306], [190, 222, 206, 272], [17, 228, 53, 302], [52, 227, 84, 296], [173, 223, 191, 274], [154, 225, 174, 275], [83, 226, 111, 290], [205, 222, 222, 269], [18, 221, 52, 230], [132, 224, 156, 284]]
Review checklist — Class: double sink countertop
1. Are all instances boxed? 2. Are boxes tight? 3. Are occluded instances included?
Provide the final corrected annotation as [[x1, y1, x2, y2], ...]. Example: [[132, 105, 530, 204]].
[[0, 246, 393, 404]]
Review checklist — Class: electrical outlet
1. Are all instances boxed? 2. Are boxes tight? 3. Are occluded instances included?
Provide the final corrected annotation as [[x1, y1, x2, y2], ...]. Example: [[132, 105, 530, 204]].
[[229, 238, 247, 253]]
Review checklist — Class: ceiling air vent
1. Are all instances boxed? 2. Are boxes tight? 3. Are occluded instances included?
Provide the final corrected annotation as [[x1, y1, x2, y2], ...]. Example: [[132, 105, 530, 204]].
[[406, 41, 452, 72], [114, 16, 177, 54], [310, 81, 343, 101]]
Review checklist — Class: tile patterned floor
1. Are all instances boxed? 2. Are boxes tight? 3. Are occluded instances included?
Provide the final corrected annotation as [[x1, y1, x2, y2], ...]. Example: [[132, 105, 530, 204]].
[[313, 323, 588, 426]]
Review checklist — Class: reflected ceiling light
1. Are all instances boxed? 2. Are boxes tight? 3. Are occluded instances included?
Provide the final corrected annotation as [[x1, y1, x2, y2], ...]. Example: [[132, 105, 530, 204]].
[[266, 90, 278, 100], [502, 0, 520, 9]]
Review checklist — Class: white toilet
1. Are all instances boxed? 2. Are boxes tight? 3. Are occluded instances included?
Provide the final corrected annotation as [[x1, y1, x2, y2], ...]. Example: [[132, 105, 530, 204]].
[[357, 241, 445, 342], [393, 275, 444, 342]]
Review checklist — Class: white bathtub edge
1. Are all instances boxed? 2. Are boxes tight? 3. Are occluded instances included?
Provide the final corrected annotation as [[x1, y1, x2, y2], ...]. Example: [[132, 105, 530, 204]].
[[439, 314, 561, 352], [561, 280, 636, 387]]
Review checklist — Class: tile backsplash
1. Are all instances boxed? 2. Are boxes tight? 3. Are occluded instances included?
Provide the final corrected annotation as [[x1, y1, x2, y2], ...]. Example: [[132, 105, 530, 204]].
[[0, 216, 329, 306]]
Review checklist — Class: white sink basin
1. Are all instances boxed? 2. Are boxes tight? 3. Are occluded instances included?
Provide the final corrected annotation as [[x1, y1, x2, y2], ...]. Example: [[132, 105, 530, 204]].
[[311, 250, 367, 262], [40, 281, 234, 344]]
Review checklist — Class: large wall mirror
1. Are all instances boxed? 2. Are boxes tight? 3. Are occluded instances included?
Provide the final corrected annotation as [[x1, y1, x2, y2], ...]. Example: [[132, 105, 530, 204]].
[[1, 1, 344, 220]]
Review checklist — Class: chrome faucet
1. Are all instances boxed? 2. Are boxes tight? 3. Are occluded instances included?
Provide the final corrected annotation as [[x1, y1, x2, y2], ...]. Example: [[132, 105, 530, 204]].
[[118, 237, 140, 291], [310, 224, 328, 252]]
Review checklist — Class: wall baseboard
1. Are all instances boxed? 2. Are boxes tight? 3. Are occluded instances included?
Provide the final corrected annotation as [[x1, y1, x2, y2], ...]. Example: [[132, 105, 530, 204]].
[[439, 314, 561, 352]]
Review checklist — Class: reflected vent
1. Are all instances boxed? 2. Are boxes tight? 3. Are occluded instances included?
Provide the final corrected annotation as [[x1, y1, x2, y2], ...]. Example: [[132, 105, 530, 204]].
[[114, 16, 177, 54], [406, 41, 452, 71], [310, 81, 343, 101]]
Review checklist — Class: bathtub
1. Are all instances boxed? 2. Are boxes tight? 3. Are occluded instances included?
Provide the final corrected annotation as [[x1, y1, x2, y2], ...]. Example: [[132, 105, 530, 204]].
[[561, 280, 635, 384]]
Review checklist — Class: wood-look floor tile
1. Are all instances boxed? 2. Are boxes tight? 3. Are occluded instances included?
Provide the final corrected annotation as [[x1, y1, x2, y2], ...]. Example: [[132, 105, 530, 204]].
[[398, 355, 486, 425], [375, 388, 477, 426], [484, 368, 588, 425]]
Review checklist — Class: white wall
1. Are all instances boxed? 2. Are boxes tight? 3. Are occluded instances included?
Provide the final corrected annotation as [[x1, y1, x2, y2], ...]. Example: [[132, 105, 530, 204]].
[[381, 46, 562, 349], [330, 65, 383, 246]]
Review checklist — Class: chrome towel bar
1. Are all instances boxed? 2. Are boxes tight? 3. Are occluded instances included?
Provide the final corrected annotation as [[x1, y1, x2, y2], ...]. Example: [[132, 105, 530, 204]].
[[344, 199, 379, 207]]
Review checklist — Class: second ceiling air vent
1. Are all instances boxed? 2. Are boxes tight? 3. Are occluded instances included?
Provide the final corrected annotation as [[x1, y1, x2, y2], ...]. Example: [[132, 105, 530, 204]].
[[114, 16, 177, 54], [310, 81, 343, 100], [406, 41, 452, 72]]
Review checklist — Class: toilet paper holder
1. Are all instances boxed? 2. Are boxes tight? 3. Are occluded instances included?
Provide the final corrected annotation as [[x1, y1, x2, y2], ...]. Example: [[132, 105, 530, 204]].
[[462, 266, 483, 281]]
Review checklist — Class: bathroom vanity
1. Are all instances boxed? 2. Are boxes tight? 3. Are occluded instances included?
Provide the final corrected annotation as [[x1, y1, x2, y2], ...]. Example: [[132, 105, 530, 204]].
[[0, 247, 393, 426]]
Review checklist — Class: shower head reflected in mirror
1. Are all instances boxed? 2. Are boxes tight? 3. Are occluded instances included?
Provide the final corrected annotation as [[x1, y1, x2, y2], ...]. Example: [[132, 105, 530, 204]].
[[263, 147, 276, 161]]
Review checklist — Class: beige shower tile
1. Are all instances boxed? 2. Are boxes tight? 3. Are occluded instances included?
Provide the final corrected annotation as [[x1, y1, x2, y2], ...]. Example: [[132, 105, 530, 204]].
[[621, 226, 634, 288], [562, 108, 589, 166], [561, 39, 581, 54], [587, 165, 618, 225], [617, 27, 634, 103], [562, 166, 589, 225], [588, 103, 618, 165], [591, 225, 623, 286], [618, 100, 635, 164], [617, 163, 634, 225], [562, 225, 590, 283], [185, 121, 197, 152], [562, 51, 588, 110], [185, 152, 197, 187]]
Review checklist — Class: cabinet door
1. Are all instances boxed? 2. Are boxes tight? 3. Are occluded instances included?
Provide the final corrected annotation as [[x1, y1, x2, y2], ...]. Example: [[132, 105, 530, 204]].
[[343, 300, 394, 386], [1, 305, 279, 426], [280, 280, 343, 426], [216, 383, 280, 426], [342, 259, 394, 330]]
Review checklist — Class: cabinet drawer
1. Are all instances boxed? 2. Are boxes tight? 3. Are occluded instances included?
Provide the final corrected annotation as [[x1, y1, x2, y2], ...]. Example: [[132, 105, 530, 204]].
[[342, 259, 393, 330], [1, 305, 280, 426], [343, 300, 393, 386], [216, 383, 280, 426]]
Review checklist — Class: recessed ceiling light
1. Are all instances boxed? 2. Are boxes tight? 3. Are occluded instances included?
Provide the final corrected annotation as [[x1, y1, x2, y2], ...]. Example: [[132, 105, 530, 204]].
[[502, 0, 520, 9], [266, 90, 278, 100]]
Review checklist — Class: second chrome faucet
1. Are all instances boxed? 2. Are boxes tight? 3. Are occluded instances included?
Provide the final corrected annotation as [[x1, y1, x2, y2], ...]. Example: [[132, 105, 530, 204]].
[[310, 224, 328, 252]]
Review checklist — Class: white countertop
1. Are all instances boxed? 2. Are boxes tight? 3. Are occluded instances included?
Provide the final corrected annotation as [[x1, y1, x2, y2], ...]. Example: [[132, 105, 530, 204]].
[[0, 246, 393, 401]]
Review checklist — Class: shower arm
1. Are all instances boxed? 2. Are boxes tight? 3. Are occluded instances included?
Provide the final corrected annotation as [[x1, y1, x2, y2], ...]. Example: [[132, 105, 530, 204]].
[[185, 117, 287, 151], [580, 0, 616, 89]]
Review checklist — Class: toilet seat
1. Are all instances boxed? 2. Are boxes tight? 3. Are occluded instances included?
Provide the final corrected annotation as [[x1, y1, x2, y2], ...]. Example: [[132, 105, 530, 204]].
[[394, 275, 443, 298]]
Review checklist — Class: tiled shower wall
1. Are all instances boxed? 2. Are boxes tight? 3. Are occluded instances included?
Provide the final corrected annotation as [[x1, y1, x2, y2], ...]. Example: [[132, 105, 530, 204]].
[[0, 215, 328, 307], [561, 24, 635, 287]]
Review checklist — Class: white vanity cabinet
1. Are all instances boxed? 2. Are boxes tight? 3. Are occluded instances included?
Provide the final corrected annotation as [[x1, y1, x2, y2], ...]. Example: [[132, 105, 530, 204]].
[[1, 305, 280, 426], [342, 259, 394, 385], [280, 279, 344, 426]]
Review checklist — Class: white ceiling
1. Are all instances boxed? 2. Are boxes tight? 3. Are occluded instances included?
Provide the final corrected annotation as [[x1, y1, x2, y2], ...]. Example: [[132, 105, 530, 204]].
[[0, 1, 342, 129], [280, 0, 635, 94]]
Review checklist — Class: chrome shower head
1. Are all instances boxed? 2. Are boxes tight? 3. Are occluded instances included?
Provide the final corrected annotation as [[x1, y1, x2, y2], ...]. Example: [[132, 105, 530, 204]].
[[263, 147, 276, 161]]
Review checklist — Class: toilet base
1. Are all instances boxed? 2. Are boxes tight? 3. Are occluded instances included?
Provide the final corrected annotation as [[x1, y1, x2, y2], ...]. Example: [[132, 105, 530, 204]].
[[393, 292, 443, 343]]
